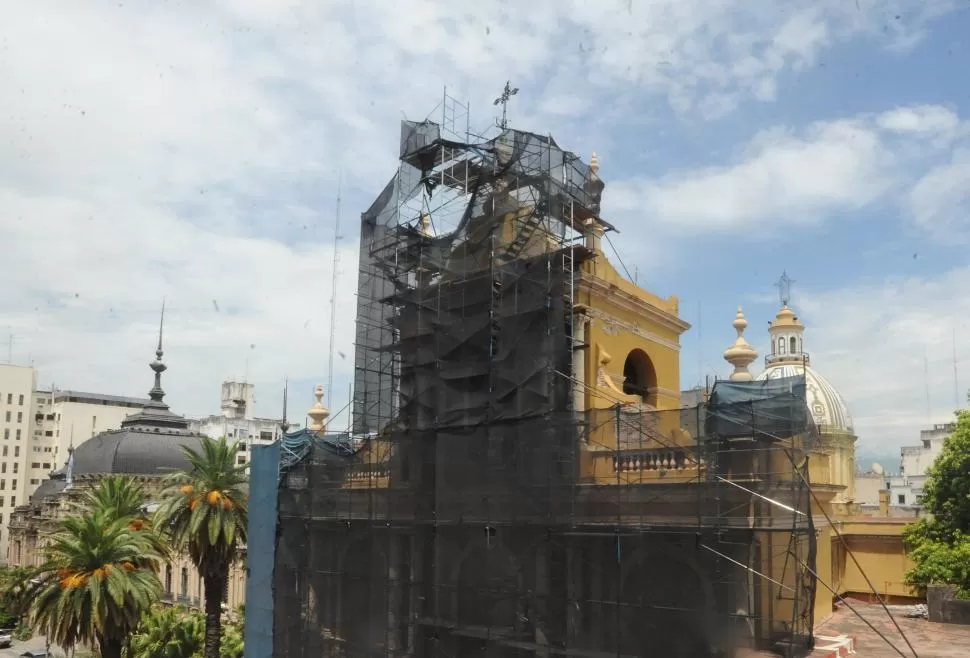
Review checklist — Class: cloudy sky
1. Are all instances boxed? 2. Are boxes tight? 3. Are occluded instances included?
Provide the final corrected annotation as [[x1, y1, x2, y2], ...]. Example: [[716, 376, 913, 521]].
[[2, 0, 968, 462]]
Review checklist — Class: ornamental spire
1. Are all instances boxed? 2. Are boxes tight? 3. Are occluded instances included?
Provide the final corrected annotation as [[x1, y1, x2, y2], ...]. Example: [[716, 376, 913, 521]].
[[148, 299, 167, 405]]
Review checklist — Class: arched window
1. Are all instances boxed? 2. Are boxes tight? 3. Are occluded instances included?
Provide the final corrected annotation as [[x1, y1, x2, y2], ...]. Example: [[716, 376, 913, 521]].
[[778, 337, 786, 354], [181, 567, 189, 597], [165, 565, 172, 595], [790, 337, 797, 354]]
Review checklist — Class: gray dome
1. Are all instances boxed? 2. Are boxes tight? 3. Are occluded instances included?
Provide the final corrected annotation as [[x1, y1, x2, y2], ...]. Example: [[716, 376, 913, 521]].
[[70, 428, 203, 477]]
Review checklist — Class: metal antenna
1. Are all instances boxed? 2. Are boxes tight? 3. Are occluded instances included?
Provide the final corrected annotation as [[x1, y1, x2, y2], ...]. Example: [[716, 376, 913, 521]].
[[775, 271, 795, 307], [327, 173, 342, 408], [493, 81, 519, 130]]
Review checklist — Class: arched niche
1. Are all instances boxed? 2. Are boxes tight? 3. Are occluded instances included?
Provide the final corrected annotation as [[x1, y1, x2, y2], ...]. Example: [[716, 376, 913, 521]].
[[622, 348, 658, 407]]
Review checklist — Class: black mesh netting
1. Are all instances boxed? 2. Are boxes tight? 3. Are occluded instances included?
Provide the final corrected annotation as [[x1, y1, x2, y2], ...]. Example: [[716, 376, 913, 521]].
[[264, 122, 817, 658]]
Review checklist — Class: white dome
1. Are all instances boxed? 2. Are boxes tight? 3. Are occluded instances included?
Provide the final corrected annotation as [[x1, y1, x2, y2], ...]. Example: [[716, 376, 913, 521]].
[[757, 363, 854, 434]]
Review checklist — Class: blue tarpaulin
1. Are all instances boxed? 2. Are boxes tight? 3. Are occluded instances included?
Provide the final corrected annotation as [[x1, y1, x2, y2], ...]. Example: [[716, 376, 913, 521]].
[[243, 441, 280, 658]]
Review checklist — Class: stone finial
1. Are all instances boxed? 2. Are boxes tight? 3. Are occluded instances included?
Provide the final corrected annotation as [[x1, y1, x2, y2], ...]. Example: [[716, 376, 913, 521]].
[[307, 384, 330, 433], [723, 306, 758, 381], [590, 152, 600, 179], [419, 212, 431, 237]]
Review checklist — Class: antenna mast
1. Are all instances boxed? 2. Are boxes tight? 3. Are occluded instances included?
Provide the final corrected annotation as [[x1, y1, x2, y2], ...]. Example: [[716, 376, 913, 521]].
[[327, 173, 342, 411]]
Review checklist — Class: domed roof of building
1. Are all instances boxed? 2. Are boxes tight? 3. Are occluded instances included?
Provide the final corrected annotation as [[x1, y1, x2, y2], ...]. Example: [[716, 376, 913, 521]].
[[757, 363, 853, 434], [33, 306, 203, 500], [755, 297, 854, 434]]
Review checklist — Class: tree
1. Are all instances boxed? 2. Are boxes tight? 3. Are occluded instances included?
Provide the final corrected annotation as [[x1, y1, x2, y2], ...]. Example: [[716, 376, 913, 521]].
[[0, 566, 35, 628], [130, 605, 204, 658], [29, 512, 164, 658], [154, 437, 248, 658], [904, 407, 970, 597], [75, 475, 169, 565]]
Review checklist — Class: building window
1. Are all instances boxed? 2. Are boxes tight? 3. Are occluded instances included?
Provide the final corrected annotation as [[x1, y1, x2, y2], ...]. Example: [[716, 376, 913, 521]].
[[237, 456, 247, 465], [4, 412, 9, 422], [17, 395, 23, 406], [44, 431, 52, 437], [11, 497, 16, 507], [165, 565, 172, 595], [181, 568, 189, 596], [29, 479, 38, 485], [898, 494, 906, 504], [790, 337, 796, 353], [2, 481, 6, 491], [42, 463, 49, 469], [15, 430, 20, 441], [14, 447, 20, 457], [1, 464, 6, 474], [13, 463, 18, 473], [2, 447, 6, 457], [5, 394, 10, 404], [16, 412, 21, 423], [13, 480, 18, 490], [778, 338, 786, 354], [30, 463, 39, 469], [923, 439, 931, 449], [2, 430, 7, 441], [0, 497, 5, 507]]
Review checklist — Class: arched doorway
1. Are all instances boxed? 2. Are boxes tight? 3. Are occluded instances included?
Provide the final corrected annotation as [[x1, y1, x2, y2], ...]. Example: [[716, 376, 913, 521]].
[[622, 349, 658, 407]]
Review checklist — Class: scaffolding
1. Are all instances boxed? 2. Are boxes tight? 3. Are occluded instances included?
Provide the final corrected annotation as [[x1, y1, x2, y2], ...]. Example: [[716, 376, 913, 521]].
[[245, 117, 819, 658]]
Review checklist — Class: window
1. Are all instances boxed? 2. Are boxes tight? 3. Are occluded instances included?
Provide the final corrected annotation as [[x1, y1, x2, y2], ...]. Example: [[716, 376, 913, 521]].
[[778, 337, 786, 354], [5, 394, 10, 404], [790, 336, 796, 353], [11, 497, 16, 507], [15, 447, 20, 457], [44, 431, 52, 437], [2, 447, 7, 457], [3, 412, 8, 422], [13, 464, 18, 474], [17, 395, 23, 406], [237, 456, 247, 465], [180, 568, 189, 596], [42, 463, 49, 469], [165, 565, 172, 594], [13, 480, 18, 490], [0, 497, 5, 507], [260, 431, 273, 442], [2, 430, 7, 441], [16, 412, 21, 423], [29, 463, 38, 470], [29, 479, 38, 485], [1, 480, 6, 491], [15, 430, 20, 440], [898, 494, 906, 504], [1, 464, 6, 474], [923, 439, 931, 449]]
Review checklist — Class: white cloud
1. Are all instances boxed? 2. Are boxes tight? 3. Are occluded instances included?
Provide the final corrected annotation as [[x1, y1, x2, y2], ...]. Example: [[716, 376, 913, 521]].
[[789, 267, 970, 453], [605, 104, 968, 238], [0, 0, 962, 423], [908, 149, 970, 238]]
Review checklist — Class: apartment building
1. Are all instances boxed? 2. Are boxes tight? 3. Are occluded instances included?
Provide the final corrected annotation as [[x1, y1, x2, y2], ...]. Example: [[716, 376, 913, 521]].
[[0, 364, 151, 561], [188, 380, 283, 467]]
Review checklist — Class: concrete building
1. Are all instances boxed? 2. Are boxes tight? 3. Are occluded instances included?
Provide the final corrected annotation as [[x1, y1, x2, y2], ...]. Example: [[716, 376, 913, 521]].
[[0, 364, 150, 562], [855, 422, 954, 509], [188, 380, 283, 468], [0, 364, 38, 556]]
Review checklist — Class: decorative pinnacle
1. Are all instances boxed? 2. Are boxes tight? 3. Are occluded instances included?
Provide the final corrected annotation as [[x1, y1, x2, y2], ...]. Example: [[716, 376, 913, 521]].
[[307, 384, 330, 433], [723, 306, 758, 382], [148, 300, 167, 404]]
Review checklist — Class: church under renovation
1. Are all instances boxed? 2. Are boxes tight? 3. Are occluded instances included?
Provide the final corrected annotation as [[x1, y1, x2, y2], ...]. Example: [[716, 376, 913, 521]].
[[243, 115, 843, 657]]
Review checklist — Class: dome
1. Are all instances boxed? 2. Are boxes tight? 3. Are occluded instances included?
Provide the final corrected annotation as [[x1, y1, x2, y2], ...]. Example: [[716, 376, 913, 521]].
[[69, 428, 202, 477], [757, 363, 853, 434]]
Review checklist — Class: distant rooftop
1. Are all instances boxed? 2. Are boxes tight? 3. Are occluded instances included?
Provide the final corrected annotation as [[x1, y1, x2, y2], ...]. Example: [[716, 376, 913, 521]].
[[46, 390, 150, 408]]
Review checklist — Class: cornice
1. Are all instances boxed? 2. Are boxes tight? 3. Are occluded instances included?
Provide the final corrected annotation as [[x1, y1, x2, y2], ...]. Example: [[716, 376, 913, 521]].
[[579, 276, 691, 335]]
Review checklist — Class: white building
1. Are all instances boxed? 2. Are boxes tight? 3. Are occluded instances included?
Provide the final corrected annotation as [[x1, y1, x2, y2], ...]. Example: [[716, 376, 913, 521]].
[[854, 422, 953, 509], [0, 365, 37, 554], [188, 380, 283, 467]]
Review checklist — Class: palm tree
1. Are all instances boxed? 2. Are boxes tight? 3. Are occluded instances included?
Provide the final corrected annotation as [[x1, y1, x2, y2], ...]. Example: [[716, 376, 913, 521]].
[[154, 437, 248, 658], [74, 475, 169, 564], [29, 512, 164, 658]]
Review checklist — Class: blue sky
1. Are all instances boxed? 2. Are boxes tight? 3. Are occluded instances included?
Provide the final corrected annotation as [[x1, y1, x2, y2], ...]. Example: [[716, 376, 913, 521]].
[[2, 0, 969, 464]]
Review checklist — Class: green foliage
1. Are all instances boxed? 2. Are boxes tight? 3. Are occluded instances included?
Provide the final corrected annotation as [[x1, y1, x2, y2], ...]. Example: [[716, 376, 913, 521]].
[[130, 605, 204, 658], [128, 604, 245, 658], [13, 621, 32, 641], [904, 408, 970, 597], [0, 565, 36, 627], [29, 512, 164, 658], [154, 437, 248, 658], [919, 410, 970, 540]]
